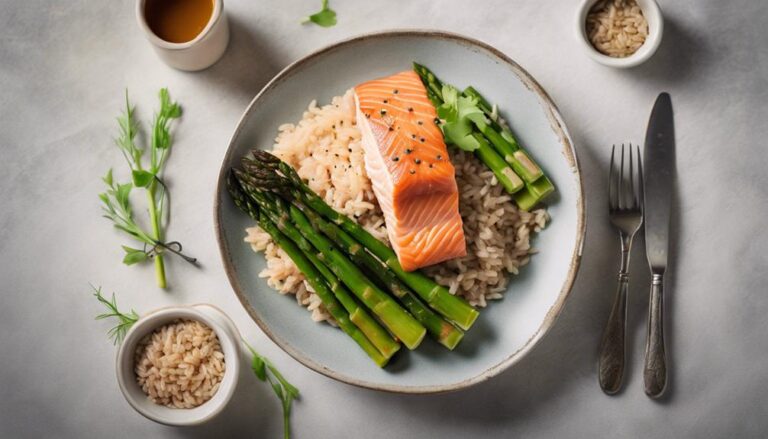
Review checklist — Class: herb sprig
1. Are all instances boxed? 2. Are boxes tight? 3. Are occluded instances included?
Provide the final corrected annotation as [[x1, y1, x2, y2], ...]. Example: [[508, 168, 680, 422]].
[[99, 89, 196, 288], [243, 341, 300, 439], [303, 0, 337, 27], [92, 285, 139, 344]]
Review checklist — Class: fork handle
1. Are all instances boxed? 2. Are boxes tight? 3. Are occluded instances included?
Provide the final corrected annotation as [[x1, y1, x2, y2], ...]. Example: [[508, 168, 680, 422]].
[[644, 273, 667, 398], [598, 273, 629, 394]]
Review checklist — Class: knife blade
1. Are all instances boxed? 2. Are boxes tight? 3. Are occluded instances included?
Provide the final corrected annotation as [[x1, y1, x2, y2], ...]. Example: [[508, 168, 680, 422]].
[[644, 92, 675, 273], [642, 92, 674, 398]]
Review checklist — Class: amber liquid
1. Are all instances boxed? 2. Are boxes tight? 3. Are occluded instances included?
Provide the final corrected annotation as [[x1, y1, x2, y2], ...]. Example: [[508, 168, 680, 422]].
[[145, 0, 214, 43]]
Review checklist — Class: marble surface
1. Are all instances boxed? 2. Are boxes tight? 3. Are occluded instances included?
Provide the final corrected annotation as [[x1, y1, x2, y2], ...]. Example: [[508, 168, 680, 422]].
[[1, 1, 767, 437]]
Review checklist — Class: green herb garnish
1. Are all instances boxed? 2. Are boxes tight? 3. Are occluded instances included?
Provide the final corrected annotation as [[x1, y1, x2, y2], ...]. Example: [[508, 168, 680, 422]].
[[243, 340, 300, 439], [99, 89, 196, 288], [92, 285, 139, 344], [436, 84, 486, 152], [303, 0, 337, 27]]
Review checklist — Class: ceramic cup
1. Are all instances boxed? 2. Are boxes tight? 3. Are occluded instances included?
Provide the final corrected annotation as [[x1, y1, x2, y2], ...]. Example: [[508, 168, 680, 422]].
[[135, 0, 230, 71], [116, 304, 241, 426], [575, 0, 664, 68]]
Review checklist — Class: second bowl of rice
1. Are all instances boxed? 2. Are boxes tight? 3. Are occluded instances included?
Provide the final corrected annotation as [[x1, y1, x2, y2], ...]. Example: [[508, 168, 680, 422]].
[[115, 304, 241, 426]]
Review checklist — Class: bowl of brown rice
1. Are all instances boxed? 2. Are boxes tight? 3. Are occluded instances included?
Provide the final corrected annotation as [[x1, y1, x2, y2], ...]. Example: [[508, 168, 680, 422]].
[[576, 0, 664, 68], [115, 304, 241, 426]]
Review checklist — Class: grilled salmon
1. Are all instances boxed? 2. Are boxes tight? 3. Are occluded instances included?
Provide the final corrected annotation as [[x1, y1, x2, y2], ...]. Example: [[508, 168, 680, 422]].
[[354, 70, 466, 271]]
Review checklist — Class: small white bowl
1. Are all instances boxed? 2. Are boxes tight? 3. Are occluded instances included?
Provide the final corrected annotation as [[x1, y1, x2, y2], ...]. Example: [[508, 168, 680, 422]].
[[116, 304, 241, 426], [576, 0, 664, 68], [135, 0, 230, 71]]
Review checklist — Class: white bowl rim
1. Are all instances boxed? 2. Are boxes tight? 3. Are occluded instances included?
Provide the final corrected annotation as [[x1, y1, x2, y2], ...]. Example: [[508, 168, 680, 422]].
[[214, 29, 586, 394], [575, 0, 664, 68], [134, 0, 224, 51], [115, 305, 241, 426]]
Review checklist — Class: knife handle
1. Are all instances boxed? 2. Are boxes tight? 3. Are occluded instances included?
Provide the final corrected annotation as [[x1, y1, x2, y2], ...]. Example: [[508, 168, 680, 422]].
[[644, 273, 667, 398], [598, 273, 629, 394]]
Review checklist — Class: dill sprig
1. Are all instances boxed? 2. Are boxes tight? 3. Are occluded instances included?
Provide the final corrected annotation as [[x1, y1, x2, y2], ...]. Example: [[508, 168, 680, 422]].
[[91, 285, 139, 344], [99, 88, 195, 288], [243, 340, 300, 439]]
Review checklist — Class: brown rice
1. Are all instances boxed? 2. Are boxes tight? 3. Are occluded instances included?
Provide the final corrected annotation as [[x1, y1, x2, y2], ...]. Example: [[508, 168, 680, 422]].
[[244, 90, 547, 323], [134, 319, 226, 409], [586, 0, 648, 58]]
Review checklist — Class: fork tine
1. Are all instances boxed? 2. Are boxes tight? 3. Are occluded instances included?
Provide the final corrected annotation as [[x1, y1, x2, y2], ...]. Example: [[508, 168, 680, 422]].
[[628, 143, 635, 209], [608, 145, 616, 209], [637, 144, 644, 210], [619, 144, 625, 209]]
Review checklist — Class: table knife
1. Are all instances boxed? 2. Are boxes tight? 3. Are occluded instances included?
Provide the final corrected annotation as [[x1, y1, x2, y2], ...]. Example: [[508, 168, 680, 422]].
[[642, 92, 675, 398]]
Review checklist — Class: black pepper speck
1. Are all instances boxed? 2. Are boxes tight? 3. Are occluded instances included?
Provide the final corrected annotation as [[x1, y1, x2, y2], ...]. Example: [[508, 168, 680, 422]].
[[414, 158, 421, 164], [437, 154, 443, 160], [417, 120, 423, 125], [393, 156, 400, 162], [393, 89, 399, 94], [405, 148, 412, 154], [420, 137, 425, 143], [409, 169, 416, 175]]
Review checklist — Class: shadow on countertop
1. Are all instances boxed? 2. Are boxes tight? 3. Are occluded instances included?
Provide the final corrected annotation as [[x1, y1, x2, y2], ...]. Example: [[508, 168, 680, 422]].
[[192, 16, 285, 101]]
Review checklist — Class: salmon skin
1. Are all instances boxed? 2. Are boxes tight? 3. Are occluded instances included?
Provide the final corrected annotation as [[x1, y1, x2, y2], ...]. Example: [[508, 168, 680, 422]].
[[354, 70, 466, 271]]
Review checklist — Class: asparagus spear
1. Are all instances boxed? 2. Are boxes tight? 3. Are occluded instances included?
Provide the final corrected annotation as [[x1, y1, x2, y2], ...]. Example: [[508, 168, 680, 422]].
[[303, 249, 401, 358], [295, 201, 464, 350], [227, 174, 391, 366], [413, 63, 555, 209], [246, 151, 480, 331], [236, 176, 400, 358], [472, 134, 524, 193], [236, 173, 427, 350], [463, 86, 554, 200]]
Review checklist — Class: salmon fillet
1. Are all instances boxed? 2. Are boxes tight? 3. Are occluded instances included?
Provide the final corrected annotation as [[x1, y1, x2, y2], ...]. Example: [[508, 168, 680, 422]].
[[354, 70, 466, 271]]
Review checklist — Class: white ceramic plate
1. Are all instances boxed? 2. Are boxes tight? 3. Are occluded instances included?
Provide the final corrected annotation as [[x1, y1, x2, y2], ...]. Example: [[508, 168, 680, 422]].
[[215, 30, 585, 393]]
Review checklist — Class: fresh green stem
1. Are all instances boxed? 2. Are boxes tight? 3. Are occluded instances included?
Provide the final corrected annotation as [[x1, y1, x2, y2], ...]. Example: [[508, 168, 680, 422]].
[[242, 340, 299, 439], [92, 284, 139, 344], [146, 180, 166, 289]]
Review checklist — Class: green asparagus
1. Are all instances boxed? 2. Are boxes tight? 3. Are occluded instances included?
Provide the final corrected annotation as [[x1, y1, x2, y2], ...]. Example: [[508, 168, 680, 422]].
[[296, 202, 464, 350], [236, 173, 427, 350], [246, 151, 480, 331], [413, 63, 555, 209], [227, 174, 392, 366]]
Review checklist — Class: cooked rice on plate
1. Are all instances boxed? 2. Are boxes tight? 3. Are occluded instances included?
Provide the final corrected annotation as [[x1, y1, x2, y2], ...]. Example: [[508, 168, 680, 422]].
[[244, 90, 548, 323]]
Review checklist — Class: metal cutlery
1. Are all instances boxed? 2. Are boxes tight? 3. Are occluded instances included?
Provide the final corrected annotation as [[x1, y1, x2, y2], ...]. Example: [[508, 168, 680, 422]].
[[642, 92, 674, 398], [598, 144, 644, 395]]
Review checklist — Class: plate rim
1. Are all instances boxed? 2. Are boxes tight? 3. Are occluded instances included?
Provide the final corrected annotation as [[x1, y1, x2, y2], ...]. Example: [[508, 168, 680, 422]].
[[214, 29, 586, 394]]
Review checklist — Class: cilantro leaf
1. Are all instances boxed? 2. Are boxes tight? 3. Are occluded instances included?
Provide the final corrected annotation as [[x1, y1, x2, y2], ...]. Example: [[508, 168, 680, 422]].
[[304, 0, 337, 27]]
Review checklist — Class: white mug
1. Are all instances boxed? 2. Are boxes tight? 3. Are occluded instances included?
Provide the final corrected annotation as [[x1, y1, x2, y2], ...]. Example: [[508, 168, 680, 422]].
[[135, 0, 230, 71]]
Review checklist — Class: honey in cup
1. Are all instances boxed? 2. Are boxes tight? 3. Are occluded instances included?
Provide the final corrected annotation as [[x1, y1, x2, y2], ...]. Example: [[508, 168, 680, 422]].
[[144, 0, 214, 44]]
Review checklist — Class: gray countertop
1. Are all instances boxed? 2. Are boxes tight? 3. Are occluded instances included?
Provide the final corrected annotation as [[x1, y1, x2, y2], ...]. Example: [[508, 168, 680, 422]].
[[2, 0, 767, 437]]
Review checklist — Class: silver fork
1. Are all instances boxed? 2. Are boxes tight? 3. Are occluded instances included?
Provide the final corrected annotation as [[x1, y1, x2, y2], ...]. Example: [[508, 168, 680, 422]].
[[598, 144, 644, 395]]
